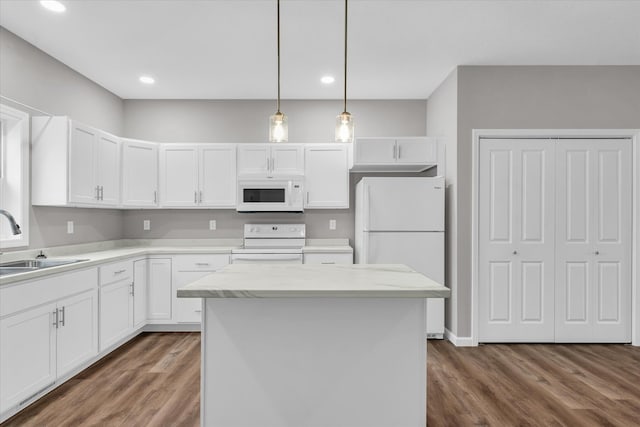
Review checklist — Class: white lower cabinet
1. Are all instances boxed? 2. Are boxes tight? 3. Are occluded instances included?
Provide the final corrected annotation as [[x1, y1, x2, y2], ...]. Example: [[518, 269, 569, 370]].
[[147, 258, 172, 321], [172, 254, 229, 323], [133, 259, 148, 328], [99, 280, 134, 351], [0, 270, 98, 415]]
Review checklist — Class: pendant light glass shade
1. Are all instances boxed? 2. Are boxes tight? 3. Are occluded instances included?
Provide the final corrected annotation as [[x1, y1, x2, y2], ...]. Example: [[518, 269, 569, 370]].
[[335, 111, 354, 143], [269, 111, 288, 143]]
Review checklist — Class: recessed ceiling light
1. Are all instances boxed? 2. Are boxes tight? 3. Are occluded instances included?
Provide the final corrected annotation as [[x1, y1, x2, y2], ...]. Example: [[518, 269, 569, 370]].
[[40, 1, 66, 13], [139, 75, 155, 85], [321, 76, 335, 85]]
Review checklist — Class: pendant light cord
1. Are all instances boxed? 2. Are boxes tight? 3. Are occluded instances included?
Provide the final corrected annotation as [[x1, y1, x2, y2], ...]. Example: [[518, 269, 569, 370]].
[[277, 0, 281, 114], [343, 0, 348, 113]]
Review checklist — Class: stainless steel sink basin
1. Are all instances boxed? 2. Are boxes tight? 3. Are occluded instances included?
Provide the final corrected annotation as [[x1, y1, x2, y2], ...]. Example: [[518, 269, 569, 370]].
[[0, 259, 89, 277]]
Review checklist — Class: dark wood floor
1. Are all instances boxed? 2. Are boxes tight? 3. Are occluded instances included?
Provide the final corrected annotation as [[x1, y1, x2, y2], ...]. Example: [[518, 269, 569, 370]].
[[3, 333, 639, 426]]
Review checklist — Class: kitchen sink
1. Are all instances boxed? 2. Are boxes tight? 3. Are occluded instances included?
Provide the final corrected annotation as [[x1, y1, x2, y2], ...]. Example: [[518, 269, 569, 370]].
[[0, 259, 89, 277]]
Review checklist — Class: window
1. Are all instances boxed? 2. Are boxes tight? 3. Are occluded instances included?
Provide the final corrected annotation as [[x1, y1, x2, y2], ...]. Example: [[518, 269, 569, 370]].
[[0, 104, 29, 249]]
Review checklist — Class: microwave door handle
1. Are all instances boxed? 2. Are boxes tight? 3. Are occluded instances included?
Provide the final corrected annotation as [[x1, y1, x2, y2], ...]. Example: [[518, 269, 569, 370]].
[[288, 181, 292, 206]]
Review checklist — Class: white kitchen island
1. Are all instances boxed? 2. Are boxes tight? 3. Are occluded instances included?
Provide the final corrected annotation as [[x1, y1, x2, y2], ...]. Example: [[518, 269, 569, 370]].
[[177, 264, 450, 427]]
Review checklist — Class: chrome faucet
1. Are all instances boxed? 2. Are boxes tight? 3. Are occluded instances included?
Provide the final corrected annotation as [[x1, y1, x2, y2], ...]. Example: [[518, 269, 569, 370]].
[[0, 209, 22, 235]]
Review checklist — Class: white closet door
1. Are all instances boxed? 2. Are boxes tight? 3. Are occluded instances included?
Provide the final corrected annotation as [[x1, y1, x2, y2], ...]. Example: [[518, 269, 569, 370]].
[[555, 139, 632, 343], [479, 139, 556, 342]]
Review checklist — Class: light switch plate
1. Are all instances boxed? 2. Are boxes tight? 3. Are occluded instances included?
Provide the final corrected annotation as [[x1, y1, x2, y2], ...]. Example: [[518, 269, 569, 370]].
[[209, 220, 217, 230], [67, 221, 74, 234], [329, 219, 337, 230], [143, 220, 151, 231]]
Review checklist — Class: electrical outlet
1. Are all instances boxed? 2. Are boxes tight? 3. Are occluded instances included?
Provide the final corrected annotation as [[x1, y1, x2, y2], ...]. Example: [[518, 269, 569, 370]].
[[329, 219, 337, 230], [143, 220, 151, 231], [67, 221, 74, 234], [209, 220, 217, 230]]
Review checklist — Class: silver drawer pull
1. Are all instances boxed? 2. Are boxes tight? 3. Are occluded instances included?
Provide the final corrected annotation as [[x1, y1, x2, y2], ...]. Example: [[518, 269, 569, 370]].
[[321, 262, 336, 264], [59, 306, 65, 327], [194, 309, 202, 313], [114, 269, 127, 274], [195, 263, 210, 266]]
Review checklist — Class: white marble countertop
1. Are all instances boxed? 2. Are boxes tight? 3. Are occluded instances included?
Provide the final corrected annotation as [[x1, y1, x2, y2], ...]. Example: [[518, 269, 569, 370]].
[[0, 239, 353, 286], [177, 264, 450, 298]]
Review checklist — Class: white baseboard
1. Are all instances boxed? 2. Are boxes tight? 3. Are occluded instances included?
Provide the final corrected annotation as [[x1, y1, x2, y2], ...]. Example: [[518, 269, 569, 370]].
[[143, 323, 201, 332], [444, 328, 476, 347]]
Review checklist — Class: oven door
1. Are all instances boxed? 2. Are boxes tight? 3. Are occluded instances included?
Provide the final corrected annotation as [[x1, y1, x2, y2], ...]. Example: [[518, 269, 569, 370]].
[[236, 179, 303, 212], [231, 253, 303, 264]]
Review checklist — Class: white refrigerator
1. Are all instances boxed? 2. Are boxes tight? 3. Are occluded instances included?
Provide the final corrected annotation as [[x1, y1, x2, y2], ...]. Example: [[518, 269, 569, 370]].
[[355, 177, 445, 338]]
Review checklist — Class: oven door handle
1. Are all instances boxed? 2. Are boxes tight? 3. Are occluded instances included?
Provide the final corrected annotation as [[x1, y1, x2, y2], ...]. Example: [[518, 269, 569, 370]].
[[232, 254, 302, 262]]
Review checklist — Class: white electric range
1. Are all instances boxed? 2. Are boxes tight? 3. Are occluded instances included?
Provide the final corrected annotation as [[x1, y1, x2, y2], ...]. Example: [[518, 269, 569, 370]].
[[231, 224, 305, 264]]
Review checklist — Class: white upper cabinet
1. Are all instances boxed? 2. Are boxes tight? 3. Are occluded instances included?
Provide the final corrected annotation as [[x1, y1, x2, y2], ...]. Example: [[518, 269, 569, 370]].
[[352, 137, 438, 172], [199, 144, 237, 208], [160, 144, 237, 208], [237, 144, 304, 177], [122, 139, 159, 207], [304, 144, 350, 209], [32, 117, 121, 207], [159, 144, 199, 207]]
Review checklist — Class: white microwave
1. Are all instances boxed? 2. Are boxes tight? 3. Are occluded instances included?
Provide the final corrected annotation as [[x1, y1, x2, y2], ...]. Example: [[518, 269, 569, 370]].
[[236, 177, 304, 213]]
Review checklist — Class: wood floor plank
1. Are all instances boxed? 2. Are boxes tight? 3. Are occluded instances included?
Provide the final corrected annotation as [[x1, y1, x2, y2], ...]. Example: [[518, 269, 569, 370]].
[[2, 334, 639, 427]]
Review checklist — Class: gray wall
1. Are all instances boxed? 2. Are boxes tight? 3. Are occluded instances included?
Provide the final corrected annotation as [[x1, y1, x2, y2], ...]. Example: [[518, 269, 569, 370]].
[[426, 68, 458, 333], [0, 27, 125, 250], [122, 99, 428, 244], [454, 65, 640, 337]]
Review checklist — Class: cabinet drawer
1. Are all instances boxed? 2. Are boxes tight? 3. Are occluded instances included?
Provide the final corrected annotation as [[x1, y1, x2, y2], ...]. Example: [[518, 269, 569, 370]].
[[174, 254, 229, 272], [303, 253, 353, 265], [99, 260, 133, 286], [0, 268, 98, 317]]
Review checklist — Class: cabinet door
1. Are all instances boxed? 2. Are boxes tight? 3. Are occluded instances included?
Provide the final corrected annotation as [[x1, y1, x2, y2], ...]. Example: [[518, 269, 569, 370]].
[[99, 280, 133, 351], [354, 138, 396, 164], [68, 121, 98, 204], [478, 139, 556, 342], [0, 302, 56, 413], [56, 290, 98, 378], [173, 271, 209, 323], [271, 145, 304, 176], [396, 138, 437, 164], [304, 145, 349, 208], [96, 131, 121, 206], [148, 258, 172, 320], [237, 144, 270, 176], [133, 260, 148, 328], [200, 145, 237, 207], [122, 140, 158, 207], [160, 145, 199, 207], [555, 139, 632, 343]]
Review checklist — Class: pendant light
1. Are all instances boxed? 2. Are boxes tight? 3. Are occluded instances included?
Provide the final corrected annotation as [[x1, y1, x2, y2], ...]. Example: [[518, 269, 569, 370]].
[[269, 0, 288, 142], [335, 0, 354, 143]]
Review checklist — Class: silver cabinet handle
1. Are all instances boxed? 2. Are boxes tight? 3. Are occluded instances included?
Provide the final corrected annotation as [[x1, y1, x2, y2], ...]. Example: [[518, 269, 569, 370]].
[[59, 306, 65, 327], [114, 269, 127, 274], [392, 144, 397, 159], [130, 283, 134, 296], [101, 186, 104, 200], [96, 186, 100, 200], [306, 192, 310, 204], [513, 250, 518, 255], [153, 190, 157, 204], [397, 144, 401, 159], [194, 191, 198, 204], [194, 309, 202, 313], [199, 190, 203, 204], [53, 309, 59, 328], [195, 262, 210, 266], [595, 251, 600, 255], [321, 262, 335, 264]]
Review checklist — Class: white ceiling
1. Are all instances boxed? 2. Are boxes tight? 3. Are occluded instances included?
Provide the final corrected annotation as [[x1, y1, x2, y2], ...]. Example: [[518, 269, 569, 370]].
[[1, 0, 639, 100]]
